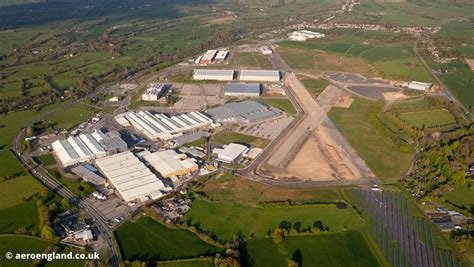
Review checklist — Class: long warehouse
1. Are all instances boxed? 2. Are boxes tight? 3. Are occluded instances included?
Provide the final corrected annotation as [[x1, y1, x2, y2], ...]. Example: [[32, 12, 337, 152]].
[[193, 69, 235, 81], [143, 150, 198, 178], [116, 110, 214, 141], [95, 152, 166, 202], [239, 70, 280, 82]]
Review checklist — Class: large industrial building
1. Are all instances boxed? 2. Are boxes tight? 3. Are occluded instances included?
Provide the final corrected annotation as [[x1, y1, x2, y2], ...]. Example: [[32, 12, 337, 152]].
[[215, 50, 229, 60], [115, 110, 214, 141], [193, 69, 235, 81], [408, 81, 432, 91], [200, 50, 218, 64], [141, 84, 170, 101], [224, 83, 261, 97], [213, 143, 249, 164], [95, 152, 166, 202], [260, 46, 273, 55], [205, 100, 282, 124], [143, 150, 198, 178], [239, 70, 280, 82], [52, 129, 127, 167]]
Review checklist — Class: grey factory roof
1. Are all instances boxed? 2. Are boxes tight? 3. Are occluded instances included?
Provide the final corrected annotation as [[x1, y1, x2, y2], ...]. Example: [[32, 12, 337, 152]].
[[71, 165, 107, 187], [225, 83, 261, 95], [174, 130, 210, 146], [239, 70, 280, 78], [100, 136, 127, 151], [205, 100, 281, 123]]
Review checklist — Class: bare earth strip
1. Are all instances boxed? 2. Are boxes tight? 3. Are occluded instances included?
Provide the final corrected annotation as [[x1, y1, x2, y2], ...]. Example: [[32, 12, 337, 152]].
[[257, 73, 375, 185]]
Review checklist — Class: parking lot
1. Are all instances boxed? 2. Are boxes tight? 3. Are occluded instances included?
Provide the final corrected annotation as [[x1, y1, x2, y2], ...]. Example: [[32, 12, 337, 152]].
[[86, 194, 130, 225], [238, 115, 293, 140], [173, 84, 225, 111]]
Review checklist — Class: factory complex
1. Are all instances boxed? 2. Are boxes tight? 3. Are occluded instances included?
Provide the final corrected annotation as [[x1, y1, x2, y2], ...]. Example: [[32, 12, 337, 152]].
[[206, 100, 282, 124], [196, 49, 229, 65], [141, 83, 171, 101], [115, 110, 215, 141], [143, 150, 198, 178], [95, 152, 168, 202], [224, 83, 261, 97], [52, 129, 127, 167], [193, 69, 280, 82]]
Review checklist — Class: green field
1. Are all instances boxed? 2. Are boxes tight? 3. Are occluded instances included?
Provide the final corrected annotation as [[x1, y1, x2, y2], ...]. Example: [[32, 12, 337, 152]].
[[244, 231, 381, 267], [38, 154, 56, 166], [115, 216, 219, 261], [199, 174, 344, 206], [0, 175, 47, 209], [257, 97, 296, 115], [299, 77, 330, 99], [329, 98, 415, 183], [156, 259, 214, 267], [230, 52, 273, 69], [443, 184, 474, 211], [211, 130, 269, 148], [399, 109, 456, 129], [184, 200, 361, 242], [0, 150, 25, 178], [0, 201, 40, 234], [276, 47, 315, 69], [45, 102, 99, 130], [373, 57, 435, 83]]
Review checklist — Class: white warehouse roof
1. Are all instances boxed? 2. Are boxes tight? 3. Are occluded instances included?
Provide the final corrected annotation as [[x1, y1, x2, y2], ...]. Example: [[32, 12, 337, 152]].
[[95, 152, 165, 202], [143, 150, 198, 178], [239, 70, 280, 82], [193, 69, 235, 81], [213, 143, 249, 163]]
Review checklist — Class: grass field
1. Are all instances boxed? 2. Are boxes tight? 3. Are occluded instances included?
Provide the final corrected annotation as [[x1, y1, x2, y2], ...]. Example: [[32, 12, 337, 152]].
[[199, 174, 344, 206], [0, 201, 40, 234], [373, 57, 435, 83], [244, 231, 381, 267], [0, 175, 47, 209], [115, 216, 219, 261], [0, 236, 53, 266], [184, 200, 361, 242], [38, 154, 56, 166], [230, 52, 273, 69], [257, 97, 296, 115], [443, 184, 474, 211], [276, 47, 315, 69], [244, 238, 287, 266], [211, 130, 270, 149], [399, 109, 456, 129], [156, 259, 214, 267], [0, 150, 25, 178], [299, 77, 330, 99], [45, 102, 99, 130], [329, 98, 415, 183]]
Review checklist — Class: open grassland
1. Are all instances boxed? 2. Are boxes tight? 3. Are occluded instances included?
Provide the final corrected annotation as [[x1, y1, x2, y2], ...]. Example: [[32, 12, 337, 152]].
[[244, 231, 381, 267], [329, 98, 415, 183], [199, 174, 344, 206], [373, 57, 435, 83], [276, 47, 315, 69], [299, 77, 330, 99], [115, 216, 219, 262], [244, 238, 288, 267], [0, 150, 25, 178], [399, 109, 456, 129], [184, 200, 361, 242], [211, 130, 269, 148], [257, 97, 296, 115], [156, 259, 214, 267], [45, 102, 98, 130], [0, 175, 47, 209], [230, 52, 273, 69], [0, 236, 52, 266], [38, 154, 56, 166], [0, 201, 40, 234], [443, 184, 474, 211]]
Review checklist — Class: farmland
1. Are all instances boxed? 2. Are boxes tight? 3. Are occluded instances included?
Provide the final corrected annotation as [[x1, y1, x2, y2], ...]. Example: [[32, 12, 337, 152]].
[[329, 98, 415, 183], [443, 184, 474, 212], [199, 173, 344, 206], [0, 201, 40, 234], [0, 175, 47, 209], [243, 231, 381, 267], [230, 52, 273, 69], [44, 102, 99, 130], [211, 130, 270, 148], [115, 216, 219, 262], [0, 150, 25, 178], [257, 97, 296, 115], [184, 199, 361, 242], [399, 109, 456, 129]]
